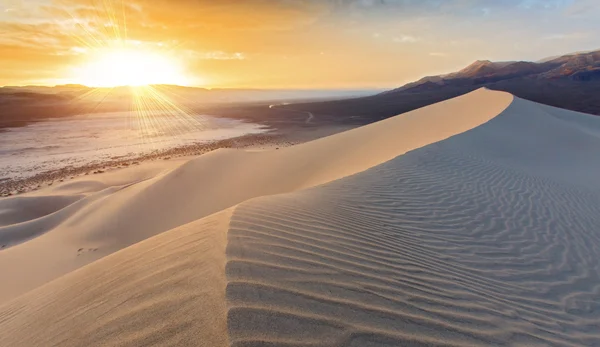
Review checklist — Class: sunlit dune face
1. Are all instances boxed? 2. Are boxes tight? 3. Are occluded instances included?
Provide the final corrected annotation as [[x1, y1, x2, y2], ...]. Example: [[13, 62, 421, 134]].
[[73, 48, 189, 87]]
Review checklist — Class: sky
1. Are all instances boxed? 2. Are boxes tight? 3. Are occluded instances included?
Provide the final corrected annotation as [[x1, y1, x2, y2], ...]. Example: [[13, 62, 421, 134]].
[[0, 0, 599, 88]]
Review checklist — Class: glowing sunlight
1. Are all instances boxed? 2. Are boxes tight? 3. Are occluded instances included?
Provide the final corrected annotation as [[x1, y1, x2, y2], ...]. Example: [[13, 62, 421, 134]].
[[72, 48, 189, 87]]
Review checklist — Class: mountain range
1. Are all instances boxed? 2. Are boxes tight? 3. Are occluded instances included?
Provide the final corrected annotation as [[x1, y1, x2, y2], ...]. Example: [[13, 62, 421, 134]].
[[0, 85, 376, 129], [393, 49, 600, 93], [277, 49, 600, 124]]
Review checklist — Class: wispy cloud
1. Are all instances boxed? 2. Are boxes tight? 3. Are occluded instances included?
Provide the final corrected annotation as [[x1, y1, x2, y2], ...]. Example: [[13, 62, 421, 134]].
[[393, 35, 420, 43], [543, 32, 590, 40], [194, 51, 246, 60]]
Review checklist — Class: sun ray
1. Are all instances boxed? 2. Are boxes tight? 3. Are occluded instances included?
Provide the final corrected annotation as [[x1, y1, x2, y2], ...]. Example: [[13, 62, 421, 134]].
[[51, 0, 213, 156]]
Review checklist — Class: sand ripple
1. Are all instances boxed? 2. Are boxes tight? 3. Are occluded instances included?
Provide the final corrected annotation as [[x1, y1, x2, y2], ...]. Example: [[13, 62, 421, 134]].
[[226, 99, 600, 346]]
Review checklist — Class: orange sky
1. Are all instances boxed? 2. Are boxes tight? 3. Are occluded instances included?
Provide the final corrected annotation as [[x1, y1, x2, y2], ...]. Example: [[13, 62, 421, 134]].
[[0, 0, 598, 88]]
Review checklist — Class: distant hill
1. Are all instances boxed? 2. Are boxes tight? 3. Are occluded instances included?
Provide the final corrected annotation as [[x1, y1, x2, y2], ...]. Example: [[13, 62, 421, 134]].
[[0, 85, 378, 129], [383, 49, 600, 116], [391, 50, 600, 94], [278, 49, 600, 124]]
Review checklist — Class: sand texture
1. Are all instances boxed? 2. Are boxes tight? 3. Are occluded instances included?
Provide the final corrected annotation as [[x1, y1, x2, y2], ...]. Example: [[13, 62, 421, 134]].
[[3, 88, 600, 346]]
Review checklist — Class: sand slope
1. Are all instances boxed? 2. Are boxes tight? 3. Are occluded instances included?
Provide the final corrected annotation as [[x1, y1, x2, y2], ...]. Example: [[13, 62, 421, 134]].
[[3, 88, 600, 346], [0, 88, 511, 303], [0, 208, 231, 347]]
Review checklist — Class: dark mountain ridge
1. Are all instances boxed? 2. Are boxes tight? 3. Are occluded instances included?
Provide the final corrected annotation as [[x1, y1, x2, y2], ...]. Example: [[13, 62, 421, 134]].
[[274, 49, 600, 125], [393, 50, 600, 95]]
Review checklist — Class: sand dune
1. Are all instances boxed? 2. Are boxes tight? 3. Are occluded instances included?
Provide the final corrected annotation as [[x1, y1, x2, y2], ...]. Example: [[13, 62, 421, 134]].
[[0, 88, 511, 303], [2, 88, 600, 346]]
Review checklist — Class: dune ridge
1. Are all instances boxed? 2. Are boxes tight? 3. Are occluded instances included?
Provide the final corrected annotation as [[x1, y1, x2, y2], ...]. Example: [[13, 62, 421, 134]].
[[3, 89, 600, 346]]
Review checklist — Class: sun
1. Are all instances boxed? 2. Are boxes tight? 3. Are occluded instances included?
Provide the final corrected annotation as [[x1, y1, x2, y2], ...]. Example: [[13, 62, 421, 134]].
[[73, 48, 189, 87]]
